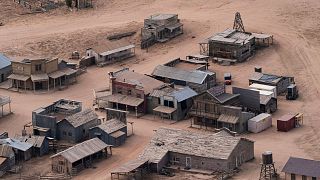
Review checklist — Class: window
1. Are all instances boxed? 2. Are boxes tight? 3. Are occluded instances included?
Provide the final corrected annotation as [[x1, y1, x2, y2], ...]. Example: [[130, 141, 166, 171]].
[[164, 100, 174, 108], [201, 162, 204, 165], [128, 90, 132, 95], [118, 88, 122, 94], [291, 174, 296, 180], [63, 131, 66, 135], [82, 129, 85, 134], [35, 64, 42, 71], [158, 98, 161, 105], [68, 132, 72, 136], [312, 177, 317, 180], [58, 161, 64, 165], [302, 176, 307, 180]]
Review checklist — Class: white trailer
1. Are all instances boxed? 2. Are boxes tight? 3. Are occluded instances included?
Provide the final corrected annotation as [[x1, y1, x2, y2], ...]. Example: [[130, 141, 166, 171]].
[[250, 89, 276, 98], [248, 113, 272, 133], [249, 83, 277, 98]]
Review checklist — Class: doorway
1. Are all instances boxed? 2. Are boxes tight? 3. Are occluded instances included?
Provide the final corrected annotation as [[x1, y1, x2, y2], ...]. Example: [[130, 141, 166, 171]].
[[186, 157, 191, 168]]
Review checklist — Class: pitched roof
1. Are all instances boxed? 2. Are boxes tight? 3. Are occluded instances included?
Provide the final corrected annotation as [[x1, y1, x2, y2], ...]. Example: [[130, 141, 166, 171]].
[[213, 93, 239, 104], [282, 157, 320, 177], [0, 54, 11, 69], [113, 68, 165, 94], [97, 119, 126, 134], [14, 135, 46, 148], [169, 86, 198, 102], [138, 127, 252, 163], [64, 109, 98, 127], [152, 65, 213, 84], [50, 138, 111, 163], [209, 28, 254, 45]]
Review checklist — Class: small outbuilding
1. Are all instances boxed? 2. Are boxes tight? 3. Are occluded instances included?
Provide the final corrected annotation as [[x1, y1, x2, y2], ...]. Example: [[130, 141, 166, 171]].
[[277, 114, 295, 132], [0, 138, 32, 161], [248, 113, 272, 133], [0, 144, 15, 177], [51, 138, 112, 175], [89, 119, 127, 147], [282, 157, 320, 179], [14, 135, 49, 157]]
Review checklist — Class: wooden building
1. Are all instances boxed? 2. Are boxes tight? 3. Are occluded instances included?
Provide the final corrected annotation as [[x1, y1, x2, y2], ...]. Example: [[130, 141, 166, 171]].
[[57, 109, 101, 143], [14, 135, 49, 157], [189, 85, 242, 129], [112, 127, 254, 175], [249, 69, 294, 95], [0, 95, 12, 118], [0, 54, 12, 83], [32, 99, 82, 139], [200, 28, 255, 62], [149, 85, 197, 121], [141, 14, 183, 49], [0, 144, 15, 177], [51, 138, 112, 175], [0, 138, 32, 161], [7, 58, 77, 92], [282, 157, 320, 180], [99, 68, 165, 117], [151, 65, 216, 93], [86, 41, 135, 67]]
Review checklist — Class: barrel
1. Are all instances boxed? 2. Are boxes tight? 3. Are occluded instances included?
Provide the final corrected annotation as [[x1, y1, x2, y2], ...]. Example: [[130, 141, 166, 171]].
[[262, 151, 273, 164]]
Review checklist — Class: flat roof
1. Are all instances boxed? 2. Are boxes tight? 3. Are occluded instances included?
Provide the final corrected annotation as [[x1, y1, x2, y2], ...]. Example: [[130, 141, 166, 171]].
[[249, 113, 271, 122], [100, 94, 144, 107], [209, 28, 254, 45], [153, 106, 176, 114], [147, 14, 177, 20]]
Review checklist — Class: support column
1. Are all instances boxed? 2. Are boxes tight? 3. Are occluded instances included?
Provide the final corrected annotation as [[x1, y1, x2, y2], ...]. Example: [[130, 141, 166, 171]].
[[24, 81, 27, 92], [53, 78, 55, 90], [47, 80, 49, 92], [33, 82, 35, 93], [135, 107, 138, 117]]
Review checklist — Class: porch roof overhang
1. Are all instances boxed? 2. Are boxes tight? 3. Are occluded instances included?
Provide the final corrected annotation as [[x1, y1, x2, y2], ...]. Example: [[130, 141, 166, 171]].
[[7, 74, 30, 81], [100, 94, 144, 107], [153, 105, 176, 114], [217, 114, 239, 124], [31, 74, 49, 82]]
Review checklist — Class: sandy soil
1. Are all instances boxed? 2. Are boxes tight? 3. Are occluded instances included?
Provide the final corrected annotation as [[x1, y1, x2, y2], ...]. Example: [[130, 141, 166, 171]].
[[1, 0, 320, 179]]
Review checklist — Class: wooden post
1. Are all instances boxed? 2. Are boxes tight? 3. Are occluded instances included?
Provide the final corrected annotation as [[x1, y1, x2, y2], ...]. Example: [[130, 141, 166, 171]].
[[47, 80, 49, 92], [33, 82, 35, 93], [24, 81, 27, 92], [53, 78, 55, 90], [135, 107, 138, 117]]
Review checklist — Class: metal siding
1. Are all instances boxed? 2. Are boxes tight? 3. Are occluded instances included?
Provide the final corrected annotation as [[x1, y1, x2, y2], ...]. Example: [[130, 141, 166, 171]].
[[232, 87, 260, 112]]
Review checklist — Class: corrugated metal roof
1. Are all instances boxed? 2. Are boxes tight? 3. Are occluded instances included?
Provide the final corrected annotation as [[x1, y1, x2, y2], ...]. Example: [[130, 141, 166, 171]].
[[50, 138, 111, 163], [14, 135, 45, 148], [0, 54, 11, 69], [214, 93, 239, 104], [7, 74, 30, 81], [152, 65, 212, 84], [97, 119, 126, 134], [169, 86, 197, 102], [110, 131, 126, 138], [31, 74, 49, 82], [209, 28, 254, 45], [100, 45, 135, 57], [0, 138, 32, 152], [64, 109, 98, 127], [112, 158, 148, 173], [217, 114, 239, 124], [148, 14, 177, 20], [99, 94, 144, 107], [282, 157, 320, 177], [153, 106, 176, 114]]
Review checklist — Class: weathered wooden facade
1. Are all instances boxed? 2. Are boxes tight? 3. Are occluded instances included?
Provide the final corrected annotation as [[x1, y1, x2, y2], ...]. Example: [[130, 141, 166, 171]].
[[200, 28, 255, 62], [32, 99, 82, 139], [7, 58, 77, 92], [14, 135, 49, 157], [189, 85, 241, 129], [282, 157, 320, 179], [113, 127, 254, 175], [0, 95, 12, 118], [99, 68, 165, 117], [151, 65, 216, 93], [0, 54, 12, 83], [86, 41, 135, 67], [0, 144, 15, 177], [57, 109, 101, 143], [51, 138, 112, 176], [141, 14, 183, 49], [149, 85, 197, 121], [249, 70, 294, 95]]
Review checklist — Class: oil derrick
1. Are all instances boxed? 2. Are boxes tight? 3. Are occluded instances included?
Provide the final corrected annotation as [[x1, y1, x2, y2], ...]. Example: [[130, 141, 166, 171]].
[[233, 12, 245, 32]]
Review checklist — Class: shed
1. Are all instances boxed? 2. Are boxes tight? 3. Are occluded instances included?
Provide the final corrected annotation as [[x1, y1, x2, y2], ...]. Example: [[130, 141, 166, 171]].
[[14, 135, 49, 156], [248, 113, 272, 133], [0, 138, 32, 161], [277, 114, 295, 132]]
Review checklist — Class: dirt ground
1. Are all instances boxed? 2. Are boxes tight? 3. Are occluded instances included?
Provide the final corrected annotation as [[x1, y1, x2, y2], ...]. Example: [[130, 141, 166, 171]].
[[1, 0, 320, 179]]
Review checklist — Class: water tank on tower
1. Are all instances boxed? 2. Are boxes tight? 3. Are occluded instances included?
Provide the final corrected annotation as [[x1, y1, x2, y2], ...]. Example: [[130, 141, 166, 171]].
[[262, 151, 273, 164]]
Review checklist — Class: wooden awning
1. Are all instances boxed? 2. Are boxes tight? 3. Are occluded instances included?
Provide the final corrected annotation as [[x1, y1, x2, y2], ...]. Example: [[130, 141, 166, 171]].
[[153, 106, 176, 114], [112, 158, 149, 174], [7, 74, 30, 81], [48, 70, 65, 79], [217, 114, 239, 124], [110, 130, 125, 138], [100, 94, 144, 107], [31, 74, 49, 82]]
